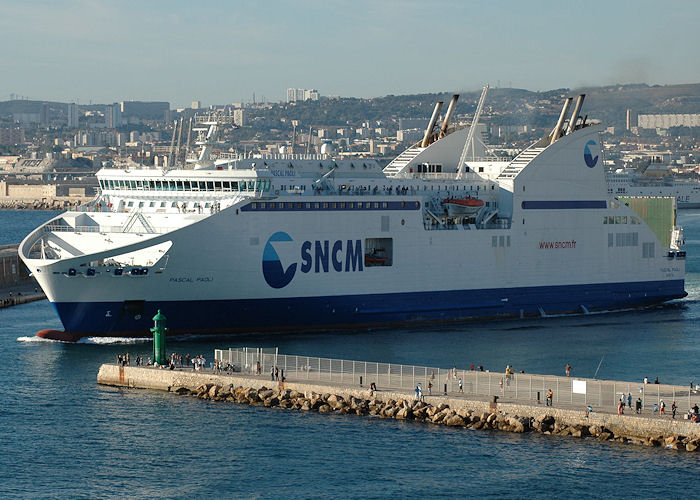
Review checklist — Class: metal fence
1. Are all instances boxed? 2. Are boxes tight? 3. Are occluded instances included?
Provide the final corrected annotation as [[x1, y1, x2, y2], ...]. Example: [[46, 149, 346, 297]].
[[214, 348, 700, 417]]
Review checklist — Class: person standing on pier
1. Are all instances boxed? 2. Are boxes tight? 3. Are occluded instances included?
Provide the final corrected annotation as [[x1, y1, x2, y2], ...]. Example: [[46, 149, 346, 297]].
[[672, 401, 677, 419], [270, 366, 275, 381], [565, 363, 571, 377], [459, 378, 463, 393], [546, 389, 553, 406], [627, 393, 632, 409]]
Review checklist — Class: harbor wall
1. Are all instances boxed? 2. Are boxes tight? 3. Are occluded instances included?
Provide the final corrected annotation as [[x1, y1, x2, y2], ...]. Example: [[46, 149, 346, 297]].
[[97, 364, 700, 449], [0, 244, 29, 285]]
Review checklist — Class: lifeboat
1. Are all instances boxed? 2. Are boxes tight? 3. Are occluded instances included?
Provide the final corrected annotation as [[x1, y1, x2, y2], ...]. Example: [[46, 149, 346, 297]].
[[441, 196, 484, 216]]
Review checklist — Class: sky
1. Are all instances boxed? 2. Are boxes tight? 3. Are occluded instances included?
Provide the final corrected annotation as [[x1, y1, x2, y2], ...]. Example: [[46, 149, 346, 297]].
[[1, 0, 699, 107]]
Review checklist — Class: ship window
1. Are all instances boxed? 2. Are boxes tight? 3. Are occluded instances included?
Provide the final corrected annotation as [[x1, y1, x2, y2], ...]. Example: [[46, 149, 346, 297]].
[[349, 202, 354, 208], [615, 216, 621, 224], [478, 167, 484, 173], [314, 203, 319, 209], [138, 202, 144, 208], [382, 202, 388, 208], [247, 181, 255, 191], [136, 180, 143, 189], [499, 236, 505, 247], [631, 217, 640, 224], [287, 202, 294, 209], [331, 203, 336, 209], [223, 182, 231, 191], [622, 216, 627, 224], [150, 202, 155, 208], [206, 182, 214, 191], [365, 238, 393, 267], [507, 236, 511, 247], [260, 202, 266, 209], [492, 236, 497, 247], [231, 181, 238, 190], [160, 202, 166, 208], [127, 201, 133, 207], [305, 203, 311, 208], [341, 203, 346, 209], [205, 203, 211, 208], [323, 203, 329, 209], [214, 181, 222, 191], [357, 202, 363, 208], [603, 216, 608, 224], [643, 242, 655, 258], [171, 202, 178, 208], [608, 233, 613, 247]]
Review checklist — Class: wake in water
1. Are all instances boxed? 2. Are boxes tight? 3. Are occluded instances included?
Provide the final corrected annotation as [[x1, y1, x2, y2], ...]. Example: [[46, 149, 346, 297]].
[[16, 336, 62, 343], [16, 335, 151, 344], [79, 337, 151, 345]]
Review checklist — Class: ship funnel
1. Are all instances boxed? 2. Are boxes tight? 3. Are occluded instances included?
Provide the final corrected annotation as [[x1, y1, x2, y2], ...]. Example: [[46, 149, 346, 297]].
[[566, 94, 586, 134], [422, 101, 444, 147], [439, 95, 459, 138], [550, 97, 573, 145]]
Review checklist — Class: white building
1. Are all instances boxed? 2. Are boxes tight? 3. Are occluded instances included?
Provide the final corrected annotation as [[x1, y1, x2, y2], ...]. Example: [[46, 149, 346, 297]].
[[105, 103, 122, 128], [638, 113, 700, 129], [67, 103, 80, 128], [233, 109, 245, 126], [286, 88, 320, 102]]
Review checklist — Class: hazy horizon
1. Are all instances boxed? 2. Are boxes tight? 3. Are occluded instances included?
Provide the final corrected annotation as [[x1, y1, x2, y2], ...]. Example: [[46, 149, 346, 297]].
[[2, 0, 699, 108]]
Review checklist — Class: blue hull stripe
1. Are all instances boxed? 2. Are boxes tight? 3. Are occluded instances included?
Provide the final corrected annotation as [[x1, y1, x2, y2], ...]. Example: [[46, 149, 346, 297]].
[[522, 200, 607, 209], [51, 280, 686, 337]]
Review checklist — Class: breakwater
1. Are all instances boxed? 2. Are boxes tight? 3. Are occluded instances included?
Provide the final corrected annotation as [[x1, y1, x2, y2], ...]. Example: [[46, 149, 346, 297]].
[[0, 199, 83, 210], [0, 244, 46, 308], [97, 364, 700, 452]]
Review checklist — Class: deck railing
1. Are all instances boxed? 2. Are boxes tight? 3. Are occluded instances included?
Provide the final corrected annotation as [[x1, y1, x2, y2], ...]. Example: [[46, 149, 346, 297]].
[[214, 347, 700, 416]]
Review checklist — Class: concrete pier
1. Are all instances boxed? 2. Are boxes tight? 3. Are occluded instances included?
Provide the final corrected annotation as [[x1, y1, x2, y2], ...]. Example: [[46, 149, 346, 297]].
[[98, 362, 700, 451]]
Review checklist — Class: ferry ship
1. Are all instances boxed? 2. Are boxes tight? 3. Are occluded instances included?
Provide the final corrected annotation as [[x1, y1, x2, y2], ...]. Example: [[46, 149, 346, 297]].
[[19, 92, 687, 341], [606, 168, 700, 208]]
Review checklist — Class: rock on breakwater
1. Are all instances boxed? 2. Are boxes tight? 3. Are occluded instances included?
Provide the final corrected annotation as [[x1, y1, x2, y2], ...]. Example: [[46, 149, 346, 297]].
[[97, 364, 700, 452]]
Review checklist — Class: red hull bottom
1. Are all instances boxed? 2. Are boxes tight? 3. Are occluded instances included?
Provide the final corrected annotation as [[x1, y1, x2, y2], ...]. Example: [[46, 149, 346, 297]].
[[36, 329, 84, 342]]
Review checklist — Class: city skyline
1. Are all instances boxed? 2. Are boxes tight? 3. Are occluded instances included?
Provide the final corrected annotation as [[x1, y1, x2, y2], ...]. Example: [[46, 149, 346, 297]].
[[1, 0, 699, 107]]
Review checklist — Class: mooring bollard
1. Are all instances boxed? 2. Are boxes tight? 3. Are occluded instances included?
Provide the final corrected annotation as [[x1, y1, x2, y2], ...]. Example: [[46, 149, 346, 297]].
[[151, 309, 167, 366]]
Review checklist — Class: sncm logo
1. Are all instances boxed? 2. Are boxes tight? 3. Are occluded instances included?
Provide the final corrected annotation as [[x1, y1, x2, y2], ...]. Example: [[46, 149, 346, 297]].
[[262, 232, 297, 289], [262, 232, 365, 289], [584, 140, 599, 168]]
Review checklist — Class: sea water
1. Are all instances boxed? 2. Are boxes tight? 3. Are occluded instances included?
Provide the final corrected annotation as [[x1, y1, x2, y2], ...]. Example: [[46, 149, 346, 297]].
[[1, 210, 698, 498]]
